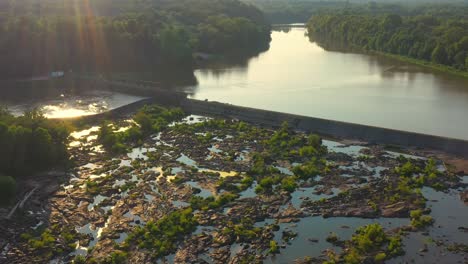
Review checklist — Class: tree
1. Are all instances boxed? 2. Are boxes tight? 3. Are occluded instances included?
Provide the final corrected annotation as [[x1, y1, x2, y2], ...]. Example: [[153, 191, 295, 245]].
[[0, 0, 271, 79], [466, 55, 468, 71], [159, 26, 194, 65], [0, 175, 16, 206], [431, 45, 448, 65], [307, 10, 468, 70], [134, 111, 153, 135], [30, 127, 54, 169], [381, 14, 402, 31]]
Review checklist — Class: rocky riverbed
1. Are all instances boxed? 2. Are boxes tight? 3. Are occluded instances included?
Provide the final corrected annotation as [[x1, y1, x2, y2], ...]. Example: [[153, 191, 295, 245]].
[[0, 111, 467, 264]]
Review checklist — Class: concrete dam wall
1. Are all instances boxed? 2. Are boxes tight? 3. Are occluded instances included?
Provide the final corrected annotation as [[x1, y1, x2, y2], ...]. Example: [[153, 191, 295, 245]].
[[55, 94, 179, 124], [180, 99, 468, 158], [53, 76, 468, 158]]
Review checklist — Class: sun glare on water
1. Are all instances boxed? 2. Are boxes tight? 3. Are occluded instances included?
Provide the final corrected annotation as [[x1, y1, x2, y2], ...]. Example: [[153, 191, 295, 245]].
[[41, 105, 100, 119]]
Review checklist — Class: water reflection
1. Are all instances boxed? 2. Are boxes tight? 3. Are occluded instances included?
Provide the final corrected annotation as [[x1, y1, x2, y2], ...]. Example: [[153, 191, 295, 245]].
[[184, 27, 468, 140], [3, 90, 145, 118], [0, 68, 196, 118]]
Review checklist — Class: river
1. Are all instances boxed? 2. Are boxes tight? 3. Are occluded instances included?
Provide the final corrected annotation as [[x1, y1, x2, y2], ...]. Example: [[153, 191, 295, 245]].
[[184, 26, 468, 140], [2, 26, 468, 140]]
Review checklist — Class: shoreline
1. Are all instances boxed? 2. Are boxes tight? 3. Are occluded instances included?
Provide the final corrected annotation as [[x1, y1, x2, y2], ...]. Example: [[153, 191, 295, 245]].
[[304, 28, 468, 80], [373, 52, 468, 79]]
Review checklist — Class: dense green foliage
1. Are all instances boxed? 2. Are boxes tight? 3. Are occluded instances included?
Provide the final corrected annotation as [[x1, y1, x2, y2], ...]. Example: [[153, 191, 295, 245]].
[[0, 109, 69, 176], [392, 158, 454, 190], [410, 209, 434, 228], [307, 6, 468, 72], [0, 108, 69, 205], [97, 105, 184, 153], [20, 225, 78, 260], [246, 0, 349, 23], [339, 223, 404, 263], [247, 0, 468, 23], [269, 240, 279, 254], [122, 208, 197, 259], [247, 122, 327, 195], [221, 218, 264, 242], [265, 122, 326, 159], [0, 0, 270, 79]]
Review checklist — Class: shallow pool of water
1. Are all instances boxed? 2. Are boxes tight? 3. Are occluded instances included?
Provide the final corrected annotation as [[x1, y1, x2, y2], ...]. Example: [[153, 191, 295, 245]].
[[267, 216, 410, 263]]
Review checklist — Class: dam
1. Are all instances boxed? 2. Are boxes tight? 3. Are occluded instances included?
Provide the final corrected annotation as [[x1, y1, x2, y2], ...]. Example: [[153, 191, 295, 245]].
[[57, 76, 468, 158]]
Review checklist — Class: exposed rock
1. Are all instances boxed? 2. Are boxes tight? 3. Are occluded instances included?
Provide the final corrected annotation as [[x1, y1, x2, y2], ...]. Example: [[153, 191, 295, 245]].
[[275, 205, 305, 222], [174, 234, 212, 263], [460, 190, 468, 204], [381, 202, 409, 217], [419, 244, 428, 253], [210, 247, 230, 264]]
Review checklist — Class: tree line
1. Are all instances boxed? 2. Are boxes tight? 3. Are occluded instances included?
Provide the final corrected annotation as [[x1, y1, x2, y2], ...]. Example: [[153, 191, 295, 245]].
[[0, 0, 271, 79], [246, 0, 468, 24], [307, 6, 468, 72], [245, 0, 350, 24]]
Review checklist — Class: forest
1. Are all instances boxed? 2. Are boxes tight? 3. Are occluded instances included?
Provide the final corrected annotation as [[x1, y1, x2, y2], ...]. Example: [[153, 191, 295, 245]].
[[0, 0, 271, 79], [246, 0, 468, 23], [245, 0, 349, 24], [0, 109, 70, 205], [307, 5, 468, 72]]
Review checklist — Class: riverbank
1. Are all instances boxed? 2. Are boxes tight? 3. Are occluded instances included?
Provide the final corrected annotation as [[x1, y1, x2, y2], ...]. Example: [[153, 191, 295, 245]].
[[303, 34, 468, 80], [373, 52, 468, 80], [307, 12, 468, 81]]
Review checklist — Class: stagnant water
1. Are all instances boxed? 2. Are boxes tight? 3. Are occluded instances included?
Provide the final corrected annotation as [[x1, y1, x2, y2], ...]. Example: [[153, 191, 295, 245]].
[[183, 27, 468, 140]]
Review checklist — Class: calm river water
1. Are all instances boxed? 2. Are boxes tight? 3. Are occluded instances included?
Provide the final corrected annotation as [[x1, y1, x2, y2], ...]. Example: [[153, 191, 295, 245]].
[[185, 27, 468, 140], [2, 26, 468, 139]]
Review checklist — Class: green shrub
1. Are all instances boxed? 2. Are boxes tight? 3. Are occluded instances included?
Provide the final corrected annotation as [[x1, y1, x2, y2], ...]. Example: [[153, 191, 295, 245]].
[[190, 193, 238, 210], [280, 176, 298, 193], [368, 200, 378, 211], [292, 160, 321, 180], [85, 180, 100, 194], [387, 235, 404, 256], [374, 252, 387, 262], [395, 161, 420, 177], [344, 249, 361, 264], [269, 240, 279, 254], [352, 224, 387, 253], [410, 209, 434, 228], [102, 251, 128, 264], [123, 208, 197, 259], [73, 255, 86, 264], [299, 146, 317, 158], [255, 175, 282, 194], [233, 222, 262, 242], [28, 229, 56, 251]]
